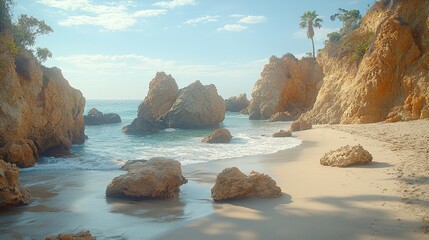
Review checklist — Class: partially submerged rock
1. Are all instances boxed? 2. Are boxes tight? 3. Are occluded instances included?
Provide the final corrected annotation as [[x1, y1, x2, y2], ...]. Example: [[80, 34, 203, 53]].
[[202, 128, 232, 143], [121, 159, 147, 171], [320, 145, 373, 167], [84, 108, 121, 125], [211, 167, 282, 201], [124, 72, 226, 133], [272, 130, 292, 138], [225, 93, 250, 112], [289, 118, 312, 132], [106, 158, 187, 199], [45, 231, 96, 240], [0, 159, 30, 207]]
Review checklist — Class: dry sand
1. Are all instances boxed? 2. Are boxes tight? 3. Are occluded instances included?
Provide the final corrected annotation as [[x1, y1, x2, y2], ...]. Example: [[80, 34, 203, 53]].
[[159, 120, 429, 240]]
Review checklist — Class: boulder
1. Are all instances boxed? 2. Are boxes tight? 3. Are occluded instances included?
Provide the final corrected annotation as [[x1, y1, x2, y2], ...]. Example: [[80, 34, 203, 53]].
[[211, 167, 282, 201], [106, 158, 187, 199], [302, 1, 429, 124], [125, 73, 225, 133], [248, 54, 323, 120], [162, 81, 226, 129], [269, 112, 295, 122], [45, 231, 96, 240], [202, 128, 232, 143], [0, 139, 38, 168], [0, 46, 85, 167], [84, 108, 121, 125], [248, 171, 282, 198], [225, 93, 250, 112], [211, 167, 253, 201], [289, 118, 312, 132], [272, 130, 292, 138], [320, 145, 373, 167], [0, 159, 30, 207]]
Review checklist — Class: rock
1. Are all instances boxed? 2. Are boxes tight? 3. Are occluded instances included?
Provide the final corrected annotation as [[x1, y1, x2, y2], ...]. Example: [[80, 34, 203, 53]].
[[0, 46, 85, 167], [211, 167, 282, 201], [289, 118, 312, 132], [0, 139, 38, 168], [121, 159, 147, 171], [272, 130, 292, 138], [248, 54, 323, 120], [202, 128, 232, 143], [211, 167, 253, 201], [303, 1, 429, 124], [84, 108, 121, 125], [106, 157, 187, 199], [248, 171, 282, 198], [269, 112, 295, 122], [0, 159, 30, 207], [45, 231, 96, 240], [225, 93, 250, 112], [125, 73, 225, 132], [320, 145, 373, 167], [162, 81, 225, 129]]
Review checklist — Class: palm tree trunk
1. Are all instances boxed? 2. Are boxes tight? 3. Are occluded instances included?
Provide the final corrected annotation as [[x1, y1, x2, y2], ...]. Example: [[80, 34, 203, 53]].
[[311, 37, 315, 58]]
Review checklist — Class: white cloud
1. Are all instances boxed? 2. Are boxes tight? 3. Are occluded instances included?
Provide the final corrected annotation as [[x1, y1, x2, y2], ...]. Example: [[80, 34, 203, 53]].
[[293, 27, 340, 41], [238, 15, 266, 24], [153, 0, 197, 8], [38, 0, 165, 31], [185, 15, 218, 25], [217, 24, 248, 32], [230, 14, 245, 18]]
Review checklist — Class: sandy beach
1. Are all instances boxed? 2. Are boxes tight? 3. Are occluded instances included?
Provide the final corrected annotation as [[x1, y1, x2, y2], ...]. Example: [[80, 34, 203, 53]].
[[1, 120, 428, 240]]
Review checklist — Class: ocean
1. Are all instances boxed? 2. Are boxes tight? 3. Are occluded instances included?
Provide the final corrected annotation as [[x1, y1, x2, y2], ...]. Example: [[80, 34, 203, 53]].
[[28, 99, 301, 171]]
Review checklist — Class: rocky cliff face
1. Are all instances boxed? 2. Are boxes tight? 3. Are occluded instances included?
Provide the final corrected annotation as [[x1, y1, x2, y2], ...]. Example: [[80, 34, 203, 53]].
[[303, 0, 429, 124], [0, 34, 85, 167], [247, 54, 323, 120]]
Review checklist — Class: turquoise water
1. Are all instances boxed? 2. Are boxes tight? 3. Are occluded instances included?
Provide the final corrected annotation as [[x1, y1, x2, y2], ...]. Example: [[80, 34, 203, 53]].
[[31, 100, 301, 170]]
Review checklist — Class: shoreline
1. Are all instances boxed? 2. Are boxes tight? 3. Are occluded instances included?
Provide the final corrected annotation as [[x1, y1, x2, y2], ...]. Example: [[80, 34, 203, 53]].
[[1, 121, 428, 239]]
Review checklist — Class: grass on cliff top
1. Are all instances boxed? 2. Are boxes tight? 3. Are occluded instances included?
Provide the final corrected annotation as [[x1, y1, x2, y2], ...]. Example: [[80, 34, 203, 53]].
[[325, 30, 375, 64]]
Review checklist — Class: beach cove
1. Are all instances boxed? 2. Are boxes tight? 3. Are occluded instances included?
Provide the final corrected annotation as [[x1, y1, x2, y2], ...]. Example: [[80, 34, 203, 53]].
[[1, 119, 428, 239]]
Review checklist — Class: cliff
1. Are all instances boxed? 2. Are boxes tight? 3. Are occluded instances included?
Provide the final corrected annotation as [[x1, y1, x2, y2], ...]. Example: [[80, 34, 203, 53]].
[[302, 0, 429, 124], [0, 33, 85, 167], [247, 54, 323, 120]]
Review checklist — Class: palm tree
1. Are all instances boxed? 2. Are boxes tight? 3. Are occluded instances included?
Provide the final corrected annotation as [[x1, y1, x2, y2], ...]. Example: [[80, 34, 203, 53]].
[[299, 11, 323, 58]]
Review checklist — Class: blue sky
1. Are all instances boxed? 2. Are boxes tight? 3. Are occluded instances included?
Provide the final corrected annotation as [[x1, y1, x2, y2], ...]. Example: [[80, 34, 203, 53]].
[[15, 0, 374, 99]]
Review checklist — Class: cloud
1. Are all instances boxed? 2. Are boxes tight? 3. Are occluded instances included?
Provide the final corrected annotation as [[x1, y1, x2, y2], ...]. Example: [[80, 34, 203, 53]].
[[230, 14, 245, 18], [293, 27, 340, 41], [37, 0, 166, 31], [217, 24, 248, 32], [153, 0, 197, 8], [185, 15, 218, 25], [238, 15, 266, 24]]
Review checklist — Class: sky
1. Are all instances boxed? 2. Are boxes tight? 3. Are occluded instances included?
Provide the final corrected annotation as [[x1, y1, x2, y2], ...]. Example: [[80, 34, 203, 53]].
[[14, 0, 375, 99]]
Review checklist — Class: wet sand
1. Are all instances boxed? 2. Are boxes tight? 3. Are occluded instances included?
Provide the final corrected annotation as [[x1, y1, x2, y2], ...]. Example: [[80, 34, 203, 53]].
[[1, 121, 428, 239]]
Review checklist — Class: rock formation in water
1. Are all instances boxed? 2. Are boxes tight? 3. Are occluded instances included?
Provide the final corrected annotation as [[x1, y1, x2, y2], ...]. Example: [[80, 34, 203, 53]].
[[320, 145, 373, 167], [202, 128, 232, 143], [247, 54, 323, 120], [0, 34, 85, 167], [269, 112, 294, 122], [84, 108, 121, 125], [302, 0, 429, 124], [106, 157, 188, 199], [0, 159, 30, 207], [124, 72, 225, 133], [272, 130, 292, 138], [225, 93, 250, 112], [211, 167, 282, 201]]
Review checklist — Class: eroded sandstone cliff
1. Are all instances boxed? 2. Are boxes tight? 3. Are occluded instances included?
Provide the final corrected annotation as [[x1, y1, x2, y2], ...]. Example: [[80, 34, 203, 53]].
[[247, 54, 323, 120], [0, 33, 85, 167], [302, 0, 429, 124]]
